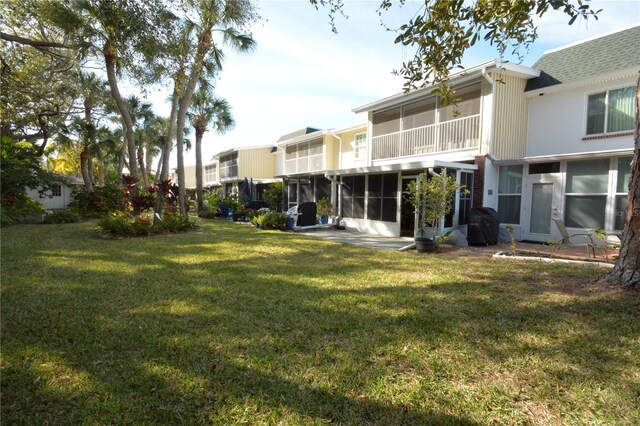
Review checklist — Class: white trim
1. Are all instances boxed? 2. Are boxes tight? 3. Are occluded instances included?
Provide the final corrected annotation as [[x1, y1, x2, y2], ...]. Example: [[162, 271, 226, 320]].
[[525, 67, 638, 97], [329, 159, 478, 177], [353, 60, 539, 113], [584, 84, 637, 136]]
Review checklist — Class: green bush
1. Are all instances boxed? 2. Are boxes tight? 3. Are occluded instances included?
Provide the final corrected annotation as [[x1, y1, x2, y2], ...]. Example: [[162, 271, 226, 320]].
[[0, 198, 45, 226], [264, 212, 289, 230], [97, 210, 197, 237], [98, 211, 134, 236], [263, 182, 283, 210], [70, 184, 122, 215], [155, 211, 197, 233], [44, 210, 81, 224]]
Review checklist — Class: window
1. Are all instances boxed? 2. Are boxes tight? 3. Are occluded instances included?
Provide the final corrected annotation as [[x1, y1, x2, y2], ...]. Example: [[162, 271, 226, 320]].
[[586, 86, 636, 135], [372, 107, 401, 136], [498, 165, 523, 224], [564, 159, 609, 229], [528, 162, 560, 174], [439, 87, 481, 122], [458, 172, 474, 226], [367, 173, 398, 222], [402, 98, 436, 130], [219, 153, 238, 179], [341, 176, 365, 219], [285, 139, 324, 174], [353, 133, 367, 160], [205, 164, 217, 183], [615, 156, 633, 231], [51, 184, 62, 197]]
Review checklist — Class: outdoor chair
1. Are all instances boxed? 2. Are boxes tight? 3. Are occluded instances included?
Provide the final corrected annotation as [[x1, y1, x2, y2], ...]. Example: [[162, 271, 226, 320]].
[[552, 218, 596, 258]]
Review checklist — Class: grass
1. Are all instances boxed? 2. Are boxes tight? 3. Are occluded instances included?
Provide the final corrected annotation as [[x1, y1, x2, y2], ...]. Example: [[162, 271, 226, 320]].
[[1, 219, 639, 425]]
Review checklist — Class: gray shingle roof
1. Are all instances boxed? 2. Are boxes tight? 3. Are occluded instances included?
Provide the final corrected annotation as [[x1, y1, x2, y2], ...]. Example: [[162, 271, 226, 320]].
[[525, 25, 640, 92], [277, 127, 321, 143]]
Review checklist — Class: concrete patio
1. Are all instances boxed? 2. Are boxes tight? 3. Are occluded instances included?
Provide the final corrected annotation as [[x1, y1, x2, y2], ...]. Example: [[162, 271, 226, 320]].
[[298, 228, 620, 262]]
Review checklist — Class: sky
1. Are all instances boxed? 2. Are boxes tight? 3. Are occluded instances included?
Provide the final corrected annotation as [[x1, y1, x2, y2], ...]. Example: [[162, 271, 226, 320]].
[[152, 0, 640, 168]]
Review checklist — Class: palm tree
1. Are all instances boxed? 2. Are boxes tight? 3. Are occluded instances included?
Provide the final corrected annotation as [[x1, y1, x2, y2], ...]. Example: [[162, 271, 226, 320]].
[[188, 84, 234, 211], [126, 95, 154, 187], [172, 0, 256, 214]]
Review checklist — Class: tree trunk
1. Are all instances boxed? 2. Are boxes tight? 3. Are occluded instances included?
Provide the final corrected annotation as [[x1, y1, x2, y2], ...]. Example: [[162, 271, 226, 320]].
[[154, 89, 179, 221], [98, 162, 105, 187], [602, 74, 640, 289], [103, 40, 138, 192], [175, 29, 212, 215], [195, 126, 204, 212], [145, 147, 154, 178], [80, 146, 94, 192], [137, 144, 149, 188], [81, 96, 94, 192]]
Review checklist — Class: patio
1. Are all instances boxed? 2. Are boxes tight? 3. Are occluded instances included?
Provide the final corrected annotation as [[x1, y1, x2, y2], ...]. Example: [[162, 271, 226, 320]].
[[298, 228, 620, 262]]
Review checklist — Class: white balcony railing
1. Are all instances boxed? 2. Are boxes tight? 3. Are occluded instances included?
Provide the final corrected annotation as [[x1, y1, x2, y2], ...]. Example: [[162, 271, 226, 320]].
[[371, 114, 480, 161], [285, 154, 323, 175]]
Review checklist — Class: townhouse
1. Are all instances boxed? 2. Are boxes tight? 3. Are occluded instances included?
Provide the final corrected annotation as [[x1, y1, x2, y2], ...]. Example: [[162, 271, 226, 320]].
[[492, 25, 638, 242], [214, 144, 279, 201]]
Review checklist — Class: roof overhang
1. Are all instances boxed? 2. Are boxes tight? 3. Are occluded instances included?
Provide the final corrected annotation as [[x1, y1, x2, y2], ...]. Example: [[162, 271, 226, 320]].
[[327, 160, 478, 176], [212, 144, 276, 159], [491, 148, 634, 165], [352, 60, 540, 113], [525, 67, 638, 97], [276, 129, 328, 147]]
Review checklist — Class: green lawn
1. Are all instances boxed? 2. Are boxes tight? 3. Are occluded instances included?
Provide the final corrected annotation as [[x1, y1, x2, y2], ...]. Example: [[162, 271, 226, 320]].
[[1, 220, 638, 425]]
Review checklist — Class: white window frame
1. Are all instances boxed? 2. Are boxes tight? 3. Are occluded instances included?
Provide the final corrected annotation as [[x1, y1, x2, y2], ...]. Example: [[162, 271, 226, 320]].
[[204, 164, 217, 183], [497, 165, 523, 225], [219, 153, 238, 179], [353, 132, 367, 160], [284, 139, 324, 175], [585, 84, 636, 136], [51, 184, 62, 197]]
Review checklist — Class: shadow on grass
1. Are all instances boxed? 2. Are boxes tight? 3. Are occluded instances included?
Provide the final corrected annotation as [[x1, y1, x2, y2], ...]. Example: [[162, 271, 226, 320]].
[[1, 220, 638, 424]]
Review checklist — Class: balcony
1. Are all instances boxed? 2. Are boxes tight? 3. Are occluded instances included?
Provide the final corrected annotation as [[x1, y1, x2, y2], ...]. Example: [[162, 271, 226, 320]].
[[284, 139, 324, 175], [371, 114, 480, 161]]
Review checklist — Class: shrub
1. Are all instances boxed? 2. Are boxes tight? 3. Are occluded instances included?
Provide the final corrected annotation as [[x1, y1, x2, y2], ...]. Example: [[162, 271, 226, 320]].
[[44, 210, 81, 224], [98, 211, 134, 236], [265, 212, 289, 230], [0, 197, 45, 226], [155, 211, 197, 233], [263, 182, 283, 211], [70, 184, 122, 215]]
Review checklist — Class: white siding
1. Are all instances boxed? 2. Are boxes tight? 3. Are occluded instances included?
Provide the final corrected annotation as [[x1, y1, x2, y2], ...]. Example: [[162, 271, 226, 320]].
[[527, 76, 635, 157]]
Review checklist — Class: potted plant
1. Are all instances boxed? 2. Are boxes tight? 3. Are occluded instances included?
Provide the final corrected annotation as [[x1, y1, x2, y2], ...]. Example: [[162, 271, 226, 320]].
[[405, 171, 464, 253], [316, 197, 333, 224]]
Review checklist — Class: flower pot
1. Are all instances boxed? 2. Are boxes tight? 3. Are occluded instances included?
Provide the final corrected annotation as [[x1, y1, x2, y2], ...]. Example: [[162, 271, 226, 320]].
[[415, 237, 436, 253], [319, 215, 328, 225]]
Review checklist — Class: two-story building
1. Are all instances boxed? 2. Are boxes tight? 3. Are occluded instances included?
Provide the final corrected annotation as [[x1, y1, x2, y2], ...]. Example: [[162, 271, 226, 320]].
[[214, 144, 279, 201], [275, 126, 372, 214], [325, 59, 542, 237], [490, 25, 638, 242]]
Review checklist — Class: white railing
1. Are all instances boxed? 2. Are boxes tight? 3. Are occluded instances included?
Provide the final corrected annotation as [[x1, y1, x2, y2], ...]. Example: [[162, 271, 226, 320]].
[[285, 154, 324, 174], [372, 114, 480, 161]]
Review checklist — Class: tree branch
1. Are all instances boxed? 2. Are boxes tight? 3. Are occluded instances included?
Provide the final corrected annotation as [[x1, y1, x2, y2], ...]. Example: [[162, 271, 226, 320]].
[[0, 31, 73, 49]]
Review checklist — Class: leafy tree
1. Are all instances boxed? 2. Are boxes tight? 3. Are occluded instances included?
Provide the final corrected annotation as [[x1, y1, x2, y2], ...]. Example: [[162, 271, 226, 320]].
[[44, 0, 174, 190], [1, 0, 80, 154], [188, 83, 235, 211], [0, 136, 66, 221], [312, 0, 638, 289]]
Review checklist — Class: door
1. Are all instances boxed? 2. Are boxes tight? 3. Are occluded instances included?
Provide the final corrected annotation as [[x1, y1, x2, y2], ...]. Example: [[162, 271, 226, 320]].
[[400, 178, 416, 237], [523, 170, 562, 242]]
